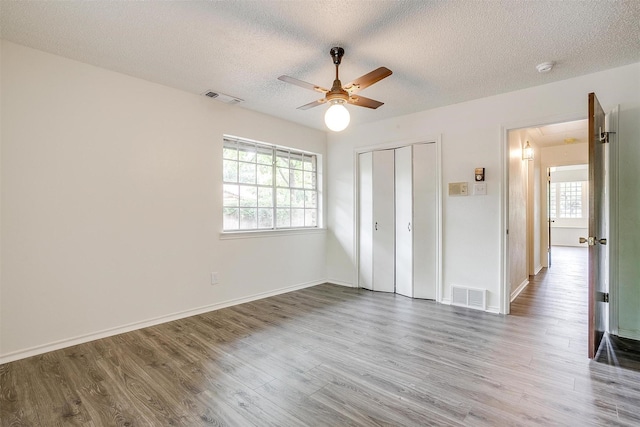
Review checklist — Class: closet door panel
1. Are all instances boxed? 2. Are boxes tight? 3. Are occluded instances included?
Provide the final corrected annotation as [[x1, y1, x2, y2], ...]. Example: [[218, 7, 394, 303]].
[[372, 149, 395, 293], [395, 146, 413, 297], [413, 143, 437, 299], [358, 152, 373, 290]]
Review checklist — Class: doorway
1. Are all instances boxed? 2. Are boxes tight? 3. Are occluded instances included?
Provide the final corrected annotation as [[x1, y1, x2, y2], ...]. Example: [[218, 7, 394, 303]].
[[506, 119, 589, 311]]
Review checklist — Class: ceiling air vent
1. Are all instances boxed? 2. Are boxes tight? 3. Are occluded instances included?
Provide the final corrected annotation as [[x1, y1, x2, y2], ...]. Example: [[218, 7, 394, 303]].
[[202, 90, 243, 105]]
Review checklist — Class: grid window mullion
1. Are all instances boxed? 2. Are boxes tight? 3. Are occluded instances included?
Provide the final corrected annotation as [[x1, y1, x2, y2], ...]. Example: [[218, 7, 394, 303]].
[[223, 137, 317, 231]]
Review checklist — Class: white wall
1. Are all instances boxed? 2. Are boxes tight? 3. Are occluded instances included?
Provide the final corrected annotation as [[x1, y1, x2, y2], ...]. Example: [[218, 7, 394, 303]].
[[0, 41, 327, 362], [508, 129, 529, 299], [616, 69, 640, 340], [326, 62, 640, 318]]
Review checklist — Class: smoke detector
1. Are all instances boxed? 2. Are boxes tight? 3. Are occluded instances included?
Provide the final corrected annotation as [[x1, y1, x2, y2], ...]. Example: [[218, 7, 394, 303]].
[[202, 90, 243, 105], [536, 62, 555, 73]]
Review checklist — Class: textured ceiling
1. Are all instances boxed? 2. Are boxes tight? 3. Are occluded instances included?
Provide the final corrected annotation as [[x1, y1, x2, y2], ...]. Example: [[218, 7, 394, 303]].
[[2, 1, 639, 131], [528, 119, 589, 147]]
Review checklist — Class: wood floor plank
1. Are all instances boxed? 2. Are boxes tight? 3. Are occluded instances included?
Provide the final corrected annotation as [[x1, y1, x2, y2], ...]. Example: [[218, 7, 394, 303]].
[[2, 246, 640, 426]]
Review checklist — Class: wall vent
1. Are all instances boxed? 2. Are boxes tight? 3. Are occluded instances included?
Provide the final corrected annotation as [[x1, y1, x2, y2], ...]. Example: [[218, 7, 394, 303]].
[[202, 90, 243, 105], [451, 285, 487, 310]]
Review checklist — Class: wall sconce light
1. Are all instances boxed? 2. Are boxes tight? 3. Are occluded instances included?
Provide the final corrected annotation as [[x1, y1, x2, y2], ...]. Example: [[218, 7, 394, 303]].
[[522, 140, 534, 161]]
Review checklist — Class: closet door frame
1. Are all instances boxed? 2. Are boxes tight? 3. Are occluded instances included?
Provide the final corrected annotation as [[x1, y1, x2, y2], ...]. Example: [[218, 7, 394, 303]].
[[354, 137, 443, 302]]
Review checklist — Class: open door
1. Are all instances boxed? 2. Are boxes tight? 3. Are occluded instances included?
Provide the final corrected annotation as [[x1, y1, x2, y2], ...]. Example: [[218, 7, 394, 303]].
[[547, 168, 553, 268], [586, 92, 609, 359]]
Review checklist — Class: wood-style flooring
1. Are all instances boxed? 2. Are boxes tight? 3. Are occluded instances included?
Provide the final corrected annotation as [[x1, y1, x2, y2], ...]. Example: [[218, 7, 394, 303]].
[[2, 246, 639, 426]]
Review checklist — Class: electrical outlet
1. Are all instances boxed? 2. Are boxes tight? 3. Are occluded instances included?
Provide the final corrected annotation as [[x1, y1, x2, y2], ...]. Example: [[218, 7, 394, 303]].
[[211, 272, 219, 285]]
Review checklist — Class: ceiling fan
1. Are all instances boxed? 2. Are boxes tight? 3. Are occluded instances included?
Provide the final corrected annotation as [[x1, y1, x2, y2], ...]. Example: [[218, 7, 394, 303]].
[[278, 47, 392, 131]]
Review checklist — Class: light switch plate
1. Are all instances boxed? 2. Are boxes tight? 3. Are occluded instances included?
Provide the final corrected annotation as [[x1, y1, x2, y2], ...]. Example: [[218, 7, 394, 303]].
[[474, 183, 487, 195]]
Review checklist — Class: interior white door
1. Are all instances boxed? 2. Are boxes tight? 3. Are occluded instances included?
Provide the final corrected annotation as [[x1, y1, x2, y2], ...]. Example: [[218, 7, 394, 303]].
[[395, 146, 413, 297], [358, 152, 373, 290], [372, 149, 395, 292], [413, 143, 437, 299]]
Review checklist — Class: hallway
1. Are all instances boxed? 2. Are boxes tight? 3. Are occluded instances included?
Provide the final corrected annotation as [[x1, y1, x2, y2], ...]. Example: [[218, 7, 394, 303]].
[[511, 246, 589, 353], [511, 245, 640, 424]]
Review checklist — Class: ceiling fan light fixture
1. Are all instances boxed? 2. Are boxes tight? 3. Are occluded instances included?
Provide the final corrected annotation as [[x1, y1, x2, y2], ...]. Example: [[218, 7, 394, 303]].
[[325, 100, 350, 132]]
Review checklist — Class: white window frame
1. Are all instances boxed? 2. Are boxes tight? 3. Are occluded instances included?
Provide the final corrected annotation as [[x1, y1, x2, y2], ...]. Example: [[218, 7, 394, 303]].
[[549, 181, 587, 219], [222, 136, 319, 233]]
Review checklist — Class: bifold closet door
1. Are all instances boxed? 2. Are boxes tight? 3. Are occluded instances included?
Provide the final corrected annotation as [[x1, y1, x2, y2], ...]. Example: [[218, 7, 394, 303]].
[[372, 149, 395, 292], [395, 146, 413, 297], [358, 152, 373, 290], [413, 143, 437, 299]]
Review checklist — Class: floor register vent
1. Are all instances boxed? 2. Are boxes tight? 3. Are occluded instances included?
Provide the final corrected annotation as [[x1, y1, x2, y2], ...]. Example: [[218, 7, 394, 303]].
[[451, 285, 487, 310]]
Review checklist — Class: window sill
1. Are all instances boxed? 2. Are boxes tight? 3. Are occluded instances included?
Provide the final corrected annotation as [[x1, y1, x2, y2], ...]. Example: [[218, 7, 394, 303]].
[[219, 227, 327, 240]]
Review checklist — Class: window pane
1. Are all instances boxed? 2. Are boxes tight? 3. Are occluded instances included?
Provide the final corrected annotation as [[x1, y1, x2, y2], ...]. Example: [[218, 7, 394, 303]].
[[258, 187, 273, 207], [276, 167, 289, 187], [238, 144, 256, 162], [258, 208, 273, 229], [223, 160, 238, 183], [291, 170, 303, 188], [305, 209, 317, 227], [257, 165, 272, 186], [240, 208, 257, 229], [223, 184, 239, 207], [257, 152, 273, 165], [549, 183, 556, 219], [291, 209, 304, 227], [276, 150, 289, 167], [559, 181, 583, 218], [223, 208, 239, 230], [305, 191, 317, 208], [276, 208, 290, 228], [239, 162, 256, 184], [222, 141, 238, 160], [303, 171, 315, 189], [290, 153, 303, 170], [240, 186, 257, 207], [291, 189, 304, 208], [276, 188, 290, 206], [303, 156, 316, 171]]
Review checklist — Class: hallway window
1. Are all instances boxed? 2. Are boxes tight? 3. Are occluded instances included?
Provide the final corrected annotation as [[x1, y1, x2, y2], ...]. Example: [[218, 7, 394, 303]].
[[549, 181, 587, 219]]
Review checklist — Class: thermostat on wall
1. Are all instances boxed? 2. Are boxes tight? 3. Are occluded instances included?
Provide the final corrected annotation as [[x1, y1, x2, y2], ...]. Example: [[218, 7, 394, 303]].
[[448, 182, 468, 196]]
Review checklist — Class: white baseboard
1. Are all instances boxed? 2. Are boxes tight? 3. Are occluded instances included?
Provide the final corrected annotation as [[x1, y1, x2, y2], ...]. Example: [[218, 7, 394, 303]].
[[486, 305, 501, 314], [534, 264, 543, 275], [0, 279, 324, 364], [327, 279, 357, 288], [510, 278, 530, 303]]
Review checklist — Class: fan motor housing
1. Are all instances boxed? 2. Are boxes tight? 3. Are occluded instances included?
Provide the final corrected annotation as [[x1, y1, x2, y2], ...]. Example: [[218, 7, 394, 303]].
[[330, 47, 344, 65], [327, 79, 349, 101]]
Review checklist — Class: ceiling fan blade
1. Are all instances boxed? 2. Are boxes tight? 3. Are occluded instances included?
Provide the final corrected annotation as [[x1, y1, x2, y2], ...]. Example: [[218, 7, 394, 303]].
[[344, 67, 393, 94], [278, 75, 328, 94], [348, 95, 384, 109], [298, 99, 327, 110]]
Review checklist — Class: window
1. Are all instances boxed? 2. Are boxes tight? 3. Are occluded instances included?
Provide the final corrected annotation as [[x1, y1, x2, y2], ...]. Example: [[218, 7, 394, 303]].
[[549, 181, 586, 219], [223, 136, 318, 231]]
